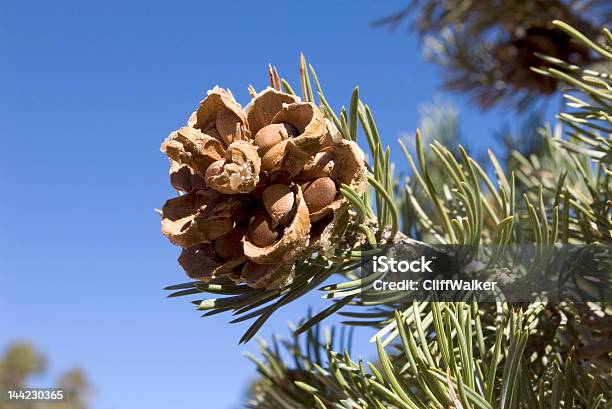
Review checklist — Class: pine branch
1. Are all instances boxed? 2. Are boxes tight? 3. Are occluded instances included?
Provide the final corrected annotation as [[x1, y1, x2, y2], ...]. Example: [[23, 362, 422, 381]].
[[242, 20, 612, 409], [166, 24, 611, 348], [246, 302, 612, 408]]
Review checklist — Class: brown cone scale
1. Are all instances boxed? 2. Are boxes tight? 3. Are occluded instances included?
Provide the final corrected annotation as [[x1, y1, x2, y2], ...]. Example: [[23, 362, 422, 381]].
[[214, 225, 247, 260]]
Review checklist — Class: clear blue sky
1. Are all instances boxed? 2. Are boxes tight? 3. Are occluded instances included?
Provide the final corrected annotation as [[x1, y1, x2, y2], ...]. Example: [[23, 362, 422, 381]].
[[1, 1, 554, 408]]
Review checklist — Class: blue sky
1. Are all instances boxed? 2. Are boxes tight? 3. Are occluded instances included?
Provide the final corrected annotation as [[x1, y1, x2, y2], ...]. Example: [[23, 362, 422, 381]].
[[1, 1, 555, 408]]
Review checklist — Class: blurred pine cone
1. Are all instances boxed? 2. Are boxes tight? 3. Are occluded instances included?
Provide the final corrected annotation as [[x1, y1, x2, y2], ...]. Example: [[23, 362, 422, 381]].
[[493, 24, 591, 96], [160, 86, 366, 288], [374, 0, 609, 110]]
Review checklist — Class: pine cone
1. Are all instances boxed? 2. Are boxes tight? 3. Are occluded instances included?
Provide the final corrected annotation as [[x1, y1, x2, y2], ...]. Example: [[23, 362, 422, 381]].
[[493, 25, 591, 96], [160, 86, 366, 288]]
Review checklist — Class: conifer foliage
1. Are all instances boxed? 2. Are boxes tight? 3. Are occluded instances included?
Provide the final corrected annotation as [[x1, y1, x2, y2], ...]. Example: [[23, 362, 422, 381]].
[[161, 21, 612, 408]]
